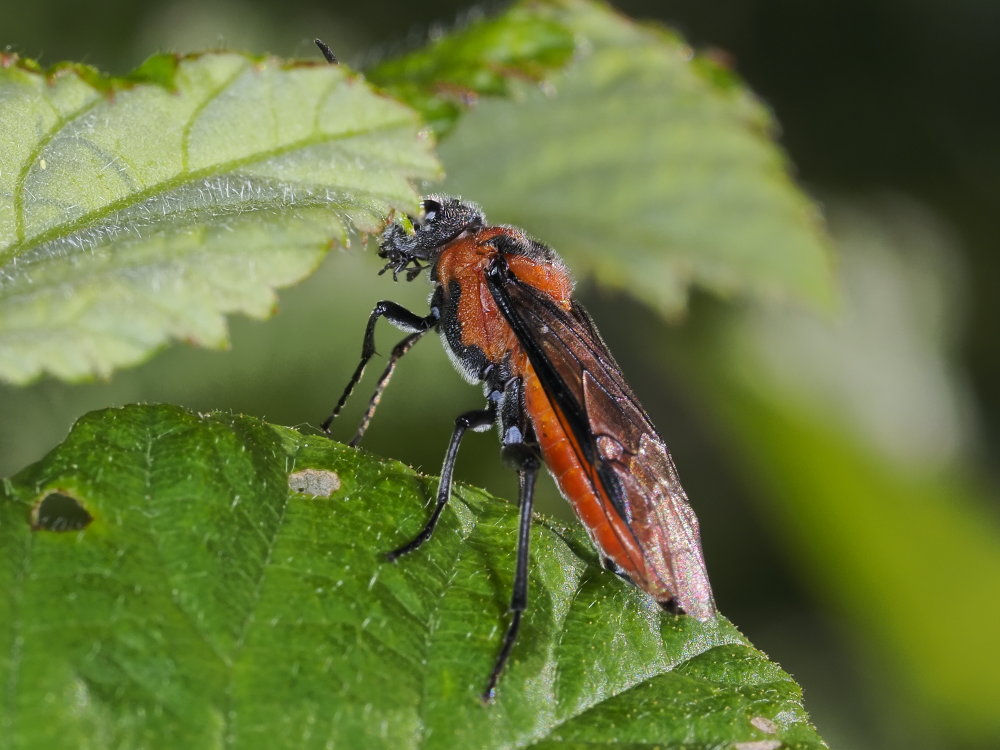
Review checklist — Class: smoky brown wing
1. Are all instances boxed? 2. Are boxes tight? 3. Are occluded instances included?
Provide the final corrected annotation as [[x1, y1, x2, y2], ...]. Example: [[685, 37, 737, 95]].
[[489, 268, 715, 620]]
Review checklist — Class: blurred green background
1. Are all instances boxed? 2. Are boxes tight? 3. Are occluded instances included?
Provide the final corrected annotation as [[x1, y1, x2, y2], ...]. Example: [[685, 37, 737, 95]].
[[3, 2, 999, 749]]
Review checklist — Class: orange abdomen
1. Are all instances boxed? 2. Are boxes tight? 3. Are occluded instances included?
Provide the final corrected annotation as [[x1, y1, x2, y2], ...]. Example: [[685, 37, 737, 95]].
[[521, 360, 650, 586]]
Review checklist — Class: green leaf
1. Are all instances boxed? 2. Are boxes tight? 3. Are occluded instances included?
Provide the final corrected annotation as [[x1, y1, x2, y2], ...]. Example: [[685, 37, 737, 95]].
[[366, 3, 576, 137], [0, 404, 827, 748], [0, 53, 440, 385], [440, 0, 834, 314]]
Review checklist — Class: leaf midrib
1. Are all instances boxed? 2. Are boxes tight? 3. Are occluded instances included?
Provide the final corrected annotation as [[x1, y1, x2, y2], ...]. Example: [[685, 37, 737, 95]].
[[2, 119, 409, 269], [3, 54, 414, 268]]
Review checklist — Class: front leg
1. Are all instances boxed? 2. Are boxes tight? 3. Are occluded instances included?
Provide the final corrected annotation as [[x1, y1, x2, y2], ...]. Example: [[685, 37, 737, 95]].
[[322, 300, 438, 438]]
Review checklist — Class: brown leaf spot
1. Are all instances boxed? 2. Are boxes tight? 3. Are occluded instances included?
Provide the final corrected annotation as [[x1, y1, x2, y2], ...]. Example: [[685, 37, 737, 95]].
[[288, 469, 341, 498]]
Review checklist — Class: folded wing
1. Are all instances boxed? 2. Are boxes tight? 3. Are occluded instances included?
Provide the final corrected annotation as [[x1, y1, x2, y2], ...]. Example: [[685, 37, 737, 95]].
[[488, 260, 715, 620]]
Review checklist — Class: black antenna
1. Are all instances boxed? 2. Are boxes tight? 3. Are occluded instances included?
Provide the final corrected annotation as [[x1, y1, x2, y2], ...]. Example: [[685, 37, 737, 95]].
[[314, 39, 338, 64]]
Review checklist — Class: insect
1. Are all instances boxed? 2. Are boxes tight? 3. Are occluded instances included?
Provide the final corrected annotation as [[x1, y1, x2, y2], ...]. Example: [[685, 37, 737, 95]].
[[324, 197, 714, 701]]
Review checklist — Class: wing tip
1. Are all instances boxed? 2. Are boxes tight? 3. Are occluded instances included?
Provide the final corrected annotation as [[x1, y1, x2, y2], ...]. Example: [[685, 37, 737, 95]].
[[658, 594, 717, 622]]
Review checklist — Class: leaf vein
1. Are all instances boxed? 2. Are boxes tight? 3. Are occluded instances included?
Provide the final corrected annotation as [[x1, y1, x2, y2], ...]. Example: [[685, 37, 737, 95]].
[[2, 117, 414, 266]]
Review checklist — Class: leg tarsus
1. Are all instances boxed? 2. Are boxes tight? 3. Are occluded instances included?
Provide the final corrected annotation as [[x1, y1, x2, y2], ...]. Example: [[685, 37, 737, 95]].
[[386, 406, 495, 561]]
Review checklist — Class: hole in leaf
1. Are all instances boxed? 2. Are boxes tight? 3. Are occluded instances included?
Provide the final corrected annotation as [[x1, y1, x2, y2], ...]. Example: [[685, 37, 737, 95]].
[[32, 491, 94, 532], [288, 469, 341, 498]]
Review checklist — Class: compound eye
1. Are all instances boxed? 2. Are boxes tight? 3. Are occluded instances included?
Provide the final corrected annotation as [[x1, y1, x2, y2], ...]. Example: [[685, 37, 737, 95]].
[[421, 198, 442, 223]]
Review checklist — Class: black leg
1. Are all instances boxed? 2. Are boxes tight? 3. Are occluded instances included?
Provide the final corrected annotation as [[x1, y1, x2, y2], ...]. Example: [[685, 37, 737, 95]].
[[322, 300, 437, 436], [348, 329, 428, 446], [483, 452, 539, 703], [386, 406, 495, 561]]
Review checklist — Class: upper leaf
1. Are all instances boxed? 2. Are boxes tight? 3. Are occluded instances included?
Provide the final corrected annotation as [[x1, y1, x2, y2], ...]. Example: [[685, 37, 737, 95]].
[[439, 0, 835, 314], [366, 4, 576, 136], [0, 403, 827, 748], [0, 53, 440, 384]]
